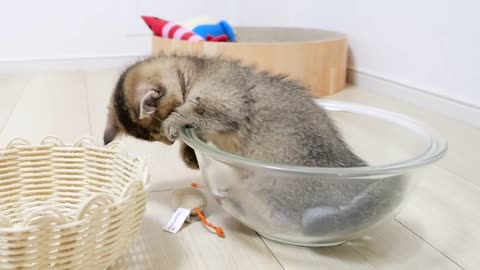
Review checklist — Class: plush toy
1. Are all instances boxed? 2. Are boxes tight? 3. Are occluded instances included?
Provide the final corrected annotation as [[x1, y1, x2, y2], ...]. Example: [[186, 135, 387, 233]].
[[141, 16, 204, 42], [206, 34, 229, 42], [192, 20, 236, 42]]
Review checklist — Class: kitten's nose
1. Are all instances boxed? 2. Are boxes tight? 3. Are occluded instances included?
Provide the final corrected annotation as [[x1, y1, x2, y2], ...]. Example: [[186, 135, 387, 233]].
[[103, 129, 122, 145], [103, 133, 114, 145]]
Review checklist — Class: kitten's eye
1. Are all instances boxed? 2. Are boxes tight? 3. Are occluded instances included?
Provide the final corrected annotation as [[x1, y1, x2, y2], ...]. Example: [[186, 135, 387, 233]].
[[152, 85, 166, 96]]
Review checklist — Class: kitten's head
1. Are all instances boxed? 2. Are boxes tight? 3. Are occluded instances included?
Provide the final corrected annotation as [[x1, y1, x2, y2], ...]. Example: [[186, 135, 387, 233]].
[[103, 59, 183, 145]]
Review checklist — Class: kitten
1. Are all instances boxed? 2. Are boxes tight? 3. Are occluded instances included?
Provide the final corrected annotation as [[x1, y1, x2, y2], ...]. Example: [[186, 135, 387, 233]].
[[104, 54, 366, 168], [103, 55, 405, 236]]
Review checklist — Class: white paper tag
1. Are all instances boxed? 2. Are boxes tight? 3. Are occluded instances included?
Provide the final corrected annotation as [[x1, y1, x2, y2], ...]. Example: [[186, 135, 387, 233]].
[[163, 208, 191, 234]]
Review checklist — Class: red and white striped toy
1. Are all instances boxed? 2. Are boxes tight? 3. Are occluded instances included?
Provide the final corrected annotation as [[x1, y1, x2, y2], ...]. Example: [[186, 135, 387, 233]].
[[141, 16, 204, 42]]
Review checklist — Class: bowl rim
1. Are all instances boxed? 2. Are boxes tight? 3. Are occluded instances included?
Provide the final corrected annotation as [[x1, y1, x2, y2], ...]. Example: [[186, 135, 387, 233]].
[[180, 99, 448, 176]]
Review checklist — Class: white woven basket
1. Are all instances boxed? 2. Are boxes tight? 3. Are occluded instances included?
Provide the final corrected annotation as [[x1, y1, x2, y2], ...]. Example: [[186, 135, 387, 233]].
[[0, 136, 148, 269]]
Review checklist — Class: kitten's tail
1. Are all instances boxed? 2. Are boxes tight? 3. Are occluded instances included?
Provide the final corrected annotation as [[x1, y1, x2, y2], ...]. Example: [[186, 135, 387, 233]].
[[301, 174, 409, 236]]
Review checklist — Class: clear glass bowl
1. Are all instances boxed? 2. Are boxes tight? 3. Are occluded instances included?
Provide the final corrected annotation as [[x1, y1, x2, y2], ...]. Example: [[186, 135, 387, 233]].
[[180, 99, 448, 246]]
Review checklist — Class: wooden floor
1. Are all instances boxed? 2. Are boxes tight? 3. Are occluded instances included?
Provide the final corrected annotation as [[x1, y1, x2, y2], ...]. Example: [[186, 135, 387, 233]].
[[0, 70, 477, 270]]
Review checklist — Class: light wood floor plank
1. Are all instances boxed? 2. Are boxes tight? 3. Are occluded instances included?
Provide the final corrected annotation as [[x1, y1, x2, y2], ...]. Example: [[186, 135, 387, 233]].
[[85, 69, 120, 141], [262, 238, 375, 270], [347, 220, 461, 270], [264, 218, 461, 270], [396, 166, 480, 269], [0, 73, 32, 133], [0, 71, 90, 144], [110, 189, 284, 270]]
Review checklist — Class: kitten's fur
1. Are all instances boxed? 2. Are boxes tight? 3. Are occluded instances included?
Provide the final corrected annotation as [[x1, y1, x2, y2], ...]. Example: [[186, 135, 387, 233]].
[[103, 55, 403, 236], [104, 54, 365, 168]]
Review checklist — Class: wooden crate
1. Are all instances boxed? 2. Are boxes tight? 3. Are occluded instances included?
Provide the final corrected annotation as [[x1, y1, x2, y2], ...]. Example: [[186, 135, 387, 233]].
[[152, 27, 348, 97]]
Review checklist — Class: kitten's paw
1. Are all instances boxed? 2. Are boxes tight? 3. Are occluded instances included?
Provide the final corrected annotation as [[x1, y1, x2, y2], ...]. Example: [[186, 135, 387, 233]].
[[167, 126, 180, 141], [162, 113, 182, 142]]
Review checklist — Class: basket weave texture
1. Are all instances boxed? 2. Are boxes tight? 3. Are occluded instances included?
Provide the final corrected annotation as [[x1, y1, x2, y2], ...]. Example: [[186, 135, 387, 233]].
[[0, 136, 148, 269]]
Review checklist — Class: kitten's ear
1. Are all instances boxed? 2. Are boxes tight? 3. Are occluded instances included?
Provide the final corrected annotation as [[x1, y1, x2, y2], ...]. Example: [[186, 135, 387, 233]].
[[103, 109, 119, 145], [139, 90, 161, 119]]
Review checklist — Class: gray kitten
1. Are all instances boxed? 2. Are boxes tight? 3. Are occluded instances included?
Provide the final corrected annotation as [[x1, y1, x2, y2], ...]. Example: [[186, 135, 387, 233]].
[[104, 54, 365, 168], [104, 55, 404, 237]]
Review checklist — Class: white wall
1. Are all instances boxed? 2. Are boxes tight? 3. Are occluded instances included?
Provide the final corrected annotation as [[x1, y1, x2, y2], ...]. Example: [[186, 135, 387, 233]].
[[0, 0, 146, 61], [0, 0, 287, 62], [1, 0, 478, 108], [131, 0, 288, 34], [287, 0, 480, 107]]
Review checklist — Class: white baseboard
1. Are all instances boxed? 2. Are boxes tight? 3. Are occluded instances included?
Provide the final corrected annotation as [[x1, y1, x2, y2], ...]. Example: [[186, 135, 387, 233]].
[[0, 55, 149, 73], [347, 69, 480, 128]]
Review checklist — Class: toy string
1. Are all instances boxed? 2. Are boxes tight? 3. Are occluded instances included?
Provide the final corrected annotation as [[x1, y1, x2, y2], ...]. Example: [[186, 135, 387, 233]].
[[193, 207, 225, 238], [190, 182, 225, 238]]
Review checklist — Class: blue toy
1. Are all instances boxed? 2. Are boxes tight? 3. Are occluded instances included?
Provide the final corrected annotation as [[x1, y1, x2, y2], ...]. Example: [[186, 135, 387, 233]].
[[192, 20, 236, 42]]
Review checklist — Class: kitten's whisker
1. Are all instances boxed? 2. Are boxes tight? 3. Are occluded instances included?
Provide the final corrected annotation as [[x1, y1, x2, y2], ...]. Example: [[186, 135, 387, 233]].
[[152, 115, 163, 122]]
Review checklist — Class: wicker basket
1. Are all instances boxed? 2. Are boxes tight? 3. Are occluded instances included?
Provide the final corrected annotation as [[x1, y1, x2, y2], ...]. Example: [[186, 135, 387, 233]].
[[0, 136, 148, 269]]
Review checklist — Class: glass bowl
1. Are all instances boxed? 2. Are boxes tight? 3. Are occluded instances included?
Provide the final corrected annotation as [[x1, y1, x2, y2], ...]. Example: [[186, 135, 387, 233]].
[[179, 99, 447, 246]]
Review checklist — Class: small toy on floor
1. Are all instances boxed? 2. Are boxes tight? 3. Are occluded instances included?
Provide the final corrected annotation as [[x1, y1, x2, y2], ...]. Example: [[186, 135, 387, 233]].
[[165, 183, 225, 238]]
